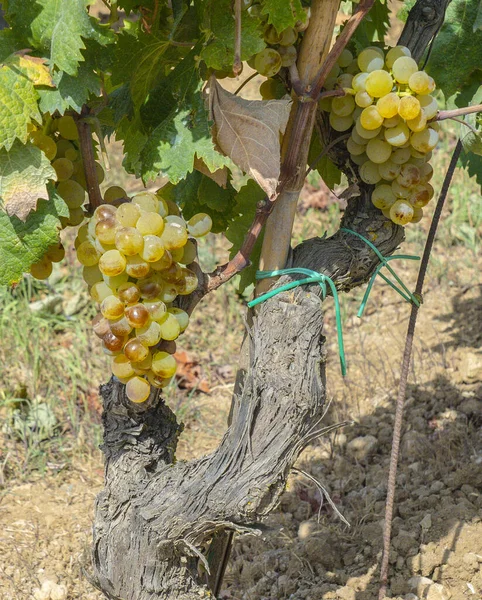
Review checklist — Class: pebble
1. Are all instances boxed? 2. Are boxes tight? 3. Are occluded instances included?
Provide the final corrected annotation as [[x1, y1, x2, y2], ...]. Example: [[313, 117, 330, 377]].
[[346, 435, 378, 461]]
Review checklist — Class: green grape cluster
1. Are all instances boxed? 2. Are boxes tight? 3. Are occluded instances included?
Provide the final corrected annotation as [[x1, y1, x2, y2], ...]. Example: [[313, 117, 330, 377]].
[[28, 115, 111, 279], [321, 45, 438, 226], [249, 6, 310, 99], [75, 190, 212, 403]]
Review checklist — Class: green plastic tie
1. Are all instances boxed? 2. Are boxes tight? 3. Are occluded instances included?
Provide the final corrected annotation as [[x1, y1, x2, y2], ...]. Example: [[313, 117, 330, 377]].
[[247, 268, 346, 377], [341, 227, 420, 317]]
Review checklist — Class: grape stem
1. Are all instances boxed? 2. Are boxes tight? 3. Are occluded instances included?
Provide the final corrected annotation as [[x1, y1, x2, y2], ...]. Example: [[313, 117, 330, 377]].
[[76, 107, 103, 211], [233, 0, 242, 76], [435, 103, 482, 122], [446, 116, 480, 136]]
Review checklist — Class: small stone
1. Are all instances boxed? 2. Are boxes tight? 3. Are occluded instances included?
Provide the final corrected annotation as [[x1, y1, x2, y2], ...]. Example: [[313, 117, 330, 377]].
[[346, 435, 378, 461], [336, 586, 356, 600], [425, 583, 451, 600], [298, 520, 318, 540], [50, 584, 68, 600], [458, 352, 482, 381], [459, 398, 482, 416], [420, 514, 432, 530]]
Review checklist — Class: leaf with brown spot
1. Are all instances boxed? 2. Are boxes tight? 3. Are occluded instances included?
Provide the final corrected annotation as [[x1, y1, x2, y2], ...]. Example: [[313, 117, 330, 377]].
[[6, 54, 55, 87], [0, 141, 57, 221], [208, 76, 292, 199]]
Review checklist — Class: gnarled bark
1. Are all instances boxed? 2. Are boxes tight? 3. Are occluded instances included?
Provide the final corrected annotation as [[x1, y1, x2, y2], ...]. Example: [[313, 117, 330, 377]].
[[90, 1, 449, 598]]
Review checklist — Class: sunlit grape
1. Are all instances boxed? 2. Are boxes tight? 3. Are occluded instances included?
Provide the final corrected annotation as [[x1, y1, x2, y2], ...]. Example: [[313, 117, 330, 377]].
[[376, 92, 400, 119], [99, 249, 127, 277], [140, 235, 165, 262], [160, 223, 188, 251], [352, 72, 369, 92], [77, 240, 101, 266], [371, 184, 397, 210], [101, 295, 125, 320], [177, 268, 199, 295], [390, 199, 414, 225], [102, 330, 127, 353], [357, 48, 384, 72], [30, 131, 57, 160], [365, 70, 393, 97], [360, 106, 384, 130], [410, 128, 439, 153], [112, 354, 135, 380], [92, 314, 111, 338], [116, 202, 141, 227], [125, 303, 151, 328], [90, 281, 116, 303], [355, 120, 382, 139], [132, 191, 159, 213], [110, 316, 133, 337], [385, 46, 411, 69], [392, 57, 418, 84], [57, 116, 79, 140], [366, 139, 392, 164], [398, 95, 421, 120], [160, 312, 181, 341], [136, 212, 165, 236], [355, 91, 373, 108], [95, 218, 117, 245], [126, 376, 151, 403], [151, 351, 177, 378], [384, 123, 410, 147], [115, 227, 145, 256], [187, 213, 213, 238], [30, 256, 53, 280], [408, 71, 431, 95], [124, 338, 149, 363], [144, 300, 168, 323], [168, 307, 189, 332], [126, 255, 151, 278], [136, 321, 162, 346]]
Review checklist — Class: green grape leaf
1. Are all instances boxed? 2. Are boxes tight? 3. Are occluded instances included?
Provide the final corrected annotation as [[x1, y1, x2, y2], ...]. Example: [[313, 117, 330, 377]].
[[0, 64, 41, 151], [0, 183, 68, 286], [308, 131, 342, 189], [474, 0, 482, 30], [0, 141, 57, 221], [352, 0, 390, 49], [260, 0, 306, 33], [5, 0, 112, 76], [225, 179, 266, 293], [200, 0, 265, 70], [139, 49, 230, 183], [0, 29, 21, 61], [427, 0, 482, 99], [116, 115, 149, 177], [459, 152, 482, 188], [38, 61, 101, 115]]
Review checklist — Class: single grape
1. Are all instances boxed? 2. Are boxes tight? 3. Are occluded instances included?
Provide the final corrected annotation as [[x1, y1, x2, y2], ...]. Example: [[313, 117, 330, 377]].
[[99, 249, 127, 277], [392, 56, 418, 84], [52, 158, 74, 181], [408, 71, 431, 95], [160, 223, 188, 251], [159, 263, 183, 284], [360, 106, 384, 130], [168, 308, 189, 332], [337, 73, 354, 89], [359, 161, 382, 185], [115, 227, 145, 256], [116, 202, 141, 227], [355, 120, 382, 139], [187, 213, 213, 238], [409, 183, 434, 207], [371, 184, 397, 210], [138, 277, 163, 300], [155, 194, 169, 218], [390, 200, 414, 225], [398, 95, 421, 120], [254, 48, 282, 78], [263, 24, 281, 44], [355, 91, 373, 108], [410, 128, 439, 153], [176, 268, 199, 295], [150, 251, 173, 272], [151, 351, 177, 378], [180, 240, 197, 265], [136, 321, 162, 346], [407, 110, 427, 132], [125, 303, 151, 329], [95, 218, 117, 245], [92, 314, 111, 338], [90, 281, 116, 303], [365, 70, 393, 98], [126, 255, 151, 278], [102, 330, 127, 353], [101, 295, 125, 320], [391, 147, 412, 164], [279, 27, 297, 46], [376, 92, 400, 119], [67, 207, 85, 226], [385, 46, 411, 69], [46, 243, 65, 263], [132, 191, 159, 213], [77, 240, 101, 266], [160, 313, 181, 340], [419, 162, 433, 182], [397, 163, 421, 187], [378, 160, 401, 181], [391, 180, 411, 199], [55, 139, 75, 158], [30, 256, 53, 279], [159, 284, 178, 303], [112, 355, 135, 380], [135, 212, 165, 237], [417, 94, 438, 119], [411, 206, 424, 223], [94, 204, 117, 222], [147, 372, 173, 389], [57, 179, 86, 208], [352, 72, 369, 92], [338, 48, 354, 68], [124, 338, 149, 363], [110, 316, 133, 337], [83, 265, 103, 286], [104, 186, 127, 204], [329, 112, 354, 132], [350, 127, 368, 145], [126, 376, 151, 403], [384, 123, 410, 147], [140, 235, 165, 262], [260, 78, 286, 99], [366, 139, 392, 164], [331, 95, 355, 117], [57, 116, 79, 140], [347, 137, 366, 156], [357, 48, 384, 72], [117, 282, 141, 305], [30, 131, 57, 160], [144, 300, 168, 323], [383, 115, 402, 129]]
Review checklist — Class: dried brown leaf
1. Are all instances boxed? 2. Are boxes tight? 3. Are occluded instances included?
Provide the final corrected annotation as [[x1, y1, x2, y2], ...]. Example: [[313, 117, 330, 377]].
[[193, 156, 228, 188], [208, 76, 292, 198]]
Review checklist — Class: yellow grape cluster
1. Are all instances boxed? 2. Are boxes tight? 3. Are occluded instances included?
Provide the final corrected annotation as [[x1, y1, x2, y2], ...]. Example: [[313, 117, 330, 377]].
[[28, 115, 108, 279], [75, 190, 213, 403], [321, 45, 438, 226]]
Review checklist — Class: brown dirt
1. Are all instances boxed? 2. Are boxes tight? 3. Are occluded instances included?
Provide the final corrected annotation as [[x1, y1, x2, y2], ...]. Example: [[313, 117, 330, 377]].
[[1, 247, 481, 600]]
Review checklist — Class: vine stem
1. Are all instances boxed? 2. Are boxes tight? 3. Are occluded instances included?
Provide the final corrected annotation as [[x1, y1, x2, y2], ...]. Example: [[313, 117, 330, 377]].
[[436, 103, 482, 122], [378, 139, 463, 600], [233, 0, 242, 76], [76, 108, 103, 211]]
